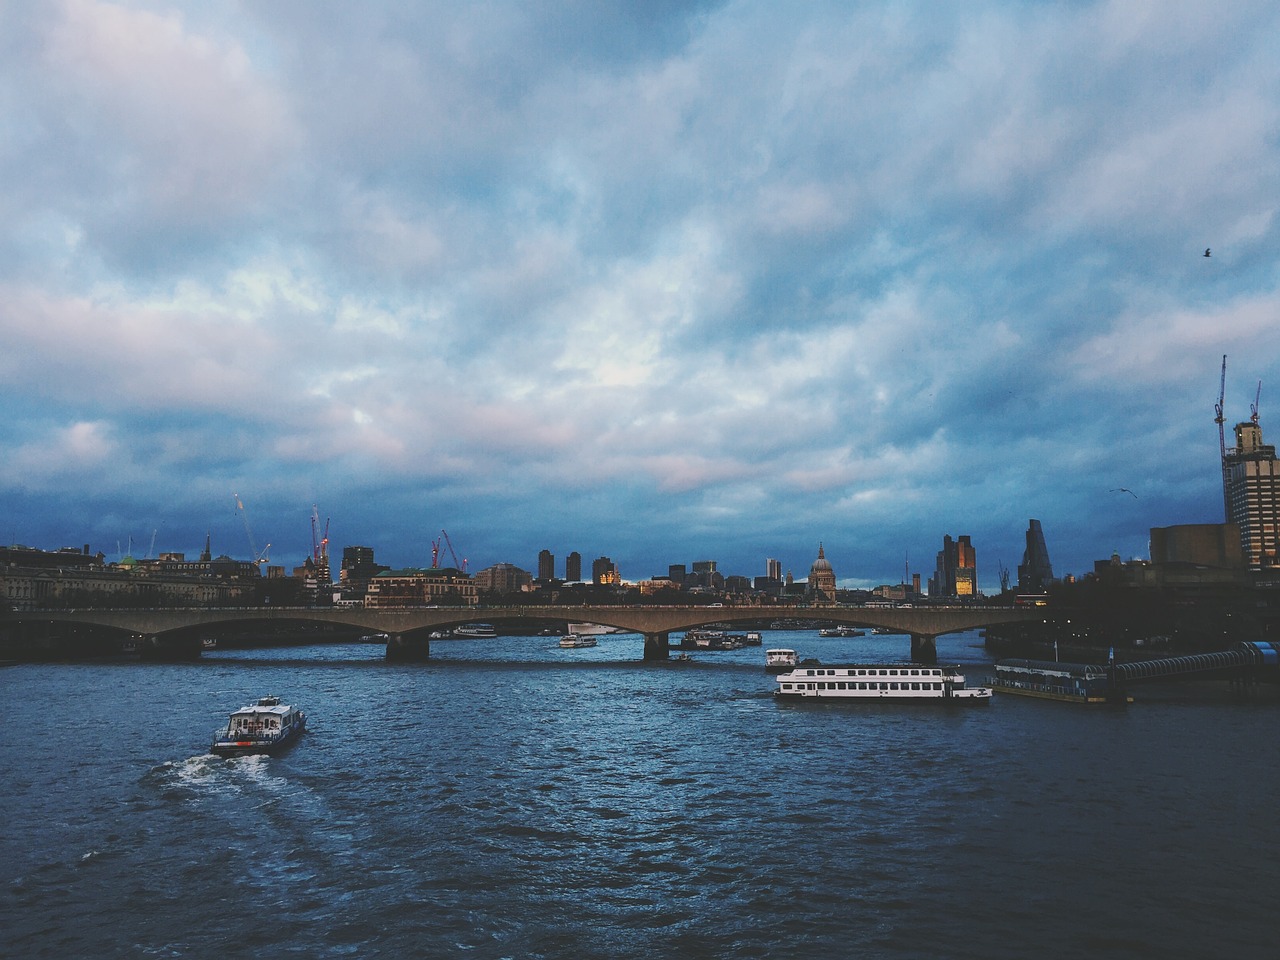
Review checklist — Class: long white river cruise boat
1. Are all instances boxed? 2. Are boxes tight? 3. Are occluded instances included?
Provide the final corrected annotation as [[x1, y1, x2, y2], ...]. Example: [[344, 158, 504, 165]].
[[210, 696, 307, 756], [774, 664, 991, 702], [453, 623, 497, 638]]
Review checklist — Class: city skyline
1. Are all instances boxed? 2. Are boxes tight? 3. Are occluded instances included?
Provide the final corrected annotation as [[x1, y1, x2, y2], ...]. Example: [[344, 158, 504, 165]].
[[3, 3, 1280, 592]]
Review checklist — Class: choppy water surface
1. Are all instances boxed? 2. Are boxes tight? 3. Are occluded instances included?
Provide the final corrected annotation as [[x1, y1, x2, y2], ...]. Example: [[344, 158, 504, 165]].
[[2, 630, 1278, 959]]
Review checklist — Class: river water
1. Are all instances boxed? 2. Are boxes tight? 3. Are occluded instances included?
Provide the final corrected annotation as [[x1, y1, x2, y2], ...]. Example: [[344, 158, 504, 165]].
[[2, 629, 1277, 959]]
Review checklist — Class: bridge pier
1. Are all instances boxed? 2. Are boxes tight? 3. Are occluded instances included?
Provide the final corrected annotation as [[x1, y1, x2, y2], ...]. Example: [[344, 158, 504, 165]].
[[910, 634, 938, 665], [643, 631, 670, 661], [385, 632, 430, 662]]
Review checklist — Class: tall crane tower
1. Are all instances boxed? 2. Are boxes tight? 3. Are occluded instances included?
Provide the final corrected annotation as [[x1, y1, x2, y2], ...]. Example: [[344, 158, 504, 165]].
[[1216, 356, 1230, 522], [233, 494, 270, 566], [430, 529, 466, 573], [310, 505, 330, 564]]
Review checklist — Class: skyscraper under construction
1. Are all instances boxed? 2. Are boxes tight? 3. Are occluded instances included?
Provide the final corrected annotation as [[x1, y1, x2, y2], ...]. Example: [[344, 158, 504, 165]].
[[1223, 418, 1280, 570]]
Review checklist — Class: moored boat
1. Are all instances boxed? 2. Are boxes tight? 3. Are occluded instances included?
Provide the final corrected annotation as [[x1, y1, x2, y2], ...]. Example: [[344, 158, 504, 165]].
[[774, 664, 991, 701], [210, 696, 306, 756], [453, 623, 497, 638], [559, 634, 598, 648], [988, 659, 1128, 703], [819, 626, 865, 637]]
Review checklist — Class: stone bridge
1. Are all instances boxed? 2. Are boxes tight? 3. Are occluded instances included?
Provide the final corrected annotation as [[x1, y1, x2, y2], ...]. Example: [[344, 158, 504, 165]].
[[3, 603, 1040, 663]]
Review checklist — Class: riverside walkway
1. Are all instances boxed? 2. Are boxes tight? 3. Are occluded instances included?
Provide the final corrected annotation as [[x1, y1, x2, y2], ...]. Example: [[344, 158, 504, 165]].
[[3, 603, 1039, 662]]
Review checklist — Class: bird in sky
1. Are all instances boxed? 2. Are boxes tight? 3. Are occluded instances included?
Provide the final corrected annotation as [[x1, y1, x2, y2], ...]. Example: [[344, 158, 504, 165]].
[[1204, 248, 1211, 257], [1111, 487, 1138, 498]]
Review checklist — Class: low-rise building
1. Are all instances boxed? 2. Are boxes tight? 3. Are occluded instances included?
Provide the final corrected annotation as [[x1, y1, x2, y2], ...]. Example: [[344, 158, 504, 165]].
[[365, 568, 478, 607]]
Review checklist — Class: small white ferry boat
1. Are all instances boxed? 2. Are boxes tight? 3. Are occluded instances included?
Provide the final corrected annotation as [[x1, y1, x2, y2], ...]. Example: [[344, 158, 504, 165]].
[[559, 634, 598, 648], [765, 648, 799, 673], [210, 696, 307, 756], [775, 664, 991, 702]]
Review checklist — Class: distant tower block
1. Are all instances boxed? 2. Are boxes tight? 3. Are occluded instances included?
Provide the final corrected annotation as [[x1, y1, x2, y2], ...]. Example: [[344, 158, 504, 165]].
[[929, 534, 975, 598], [1223, 419, 1280, 569], [1018, 520, 1054, 592]]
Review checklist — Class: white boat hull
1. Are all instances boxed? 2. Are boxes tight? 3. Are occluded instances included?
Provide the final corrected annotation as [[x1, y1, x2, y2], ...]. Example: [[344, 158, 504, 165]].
[[775, 664, 991, 702]]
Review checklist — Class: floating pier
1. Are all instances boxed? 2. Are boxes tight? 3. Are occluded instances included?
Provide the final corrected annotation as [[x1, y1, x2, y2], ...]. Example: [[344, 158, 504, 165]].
[[990, 641, 1280, 703]]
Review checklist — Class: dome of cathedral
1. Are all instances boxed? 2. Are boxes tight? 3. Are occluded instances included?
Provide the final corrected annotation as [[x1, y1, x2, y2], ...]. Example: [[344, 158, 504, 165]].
[[809, 544, 832, 574]]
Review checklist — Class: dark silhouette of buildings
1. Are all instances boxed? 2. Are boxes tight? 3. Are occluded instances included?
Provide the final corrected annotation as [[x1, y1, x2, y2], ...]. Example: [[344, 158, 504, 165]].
[[929, 534, 975, 598], [565, 551, 581, 582], [537, 549, 554, 581], [592, 556, 619, 585], [1017, 520, 1054, 592]]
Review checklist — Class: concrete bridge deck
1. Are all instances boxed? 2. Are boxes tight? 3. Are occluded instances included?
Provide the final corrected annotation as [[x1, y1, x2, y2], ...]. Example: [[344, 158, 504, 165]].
[[3, 603, 1039, 662]]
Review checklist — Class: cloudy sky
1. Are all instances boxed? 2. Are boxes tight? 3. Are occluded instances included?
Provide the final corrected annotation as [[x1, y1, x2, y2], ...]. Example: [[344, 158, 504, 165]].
[[2, 0, 1278, 591]]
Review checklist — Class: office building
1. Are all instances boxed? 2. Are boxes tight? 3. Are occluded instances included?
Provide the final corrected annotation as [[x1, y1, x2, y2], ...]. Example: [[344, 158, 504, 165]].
[[474, 562, 533, 594], [1017, 520, 1054, 592], [929, 534, 975, 598], [565, 552, 582, 582], [1223, 419, 1280, 569], [592, 556, 619, 585], [537, 549, 554, 581]]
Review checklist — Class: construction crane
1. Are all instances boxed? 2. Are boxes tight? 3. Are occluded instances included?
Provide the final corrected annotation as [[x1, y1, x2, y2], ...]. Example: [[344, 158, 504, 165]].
[[310, 505, 330, 564], [1215, 355, 1227, 458], [233, 494, 271, 565], [1252, 380, 1262, 424], [435, 529, 465, 576], [1215, 357, 1231, 523]]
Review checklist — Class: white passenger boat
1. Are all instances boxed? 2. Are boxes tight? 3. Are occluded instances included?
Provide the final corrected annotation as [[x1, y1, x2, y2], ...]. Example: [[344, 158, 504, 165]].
[[765, 648, 799, 673], [559, 634, 598, 648], [774, 664, 991, 701], [568, 622, 623, 636], [453, 623, 497, 638], [210, 696, 307, 756]]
